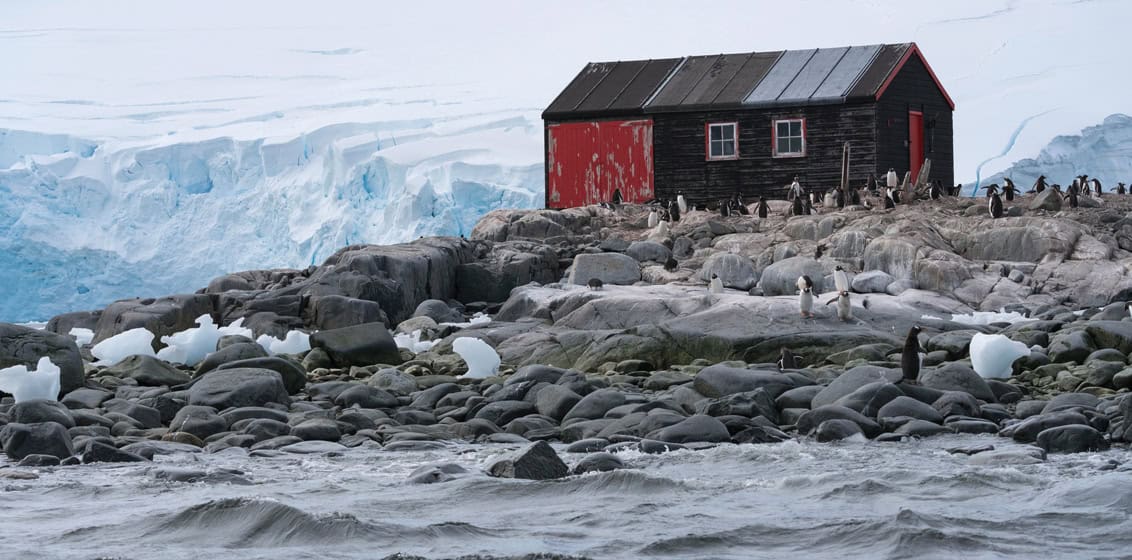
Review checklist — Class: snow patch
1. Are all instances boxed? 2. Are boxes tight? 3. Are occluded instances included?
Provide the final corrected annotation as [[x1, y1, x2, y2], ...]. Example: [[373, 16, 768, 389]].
[[948, 309, 1033, 325]]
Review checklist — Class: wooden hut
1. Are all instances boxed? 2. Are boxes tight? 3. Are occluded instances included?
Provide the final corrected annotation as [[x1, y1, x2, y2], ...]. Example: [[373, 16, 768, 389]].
[[542, 42, 955, 208]]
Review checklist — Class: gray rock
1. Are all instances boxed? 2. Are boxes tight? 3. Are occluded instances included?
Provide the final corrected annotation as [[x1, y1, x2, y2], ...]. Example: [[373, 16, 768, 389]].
[[1036, 424, 1109, 453], [475, 400, 537, 426], [1001, 410, 1090, 443], [968, 447, 1046, 465], [811, 366, 896, 408], [278, 441, 348, 454], [814, 419, 864, 442], [536, 385, 583, 421], [11, 399, 75, 428], [851, 270, 895, 294], [507, 365, 567, 386], [926, 330, 978, 359], [169, 405, 227, 440], [648, 414, 730, 444], [367, 368, 418, 395], [877, 396, 944, 424], [486, 440, 568, 480], [291, 418, 342, 442], [0, 323, 85, 395], [195, 342, 269, 377], [947, 419, 1000, 434], [643, 371, 693, 391], [886, 279, 916, 295], [0, 422, 74, 460], [188, 368, 290, 409], [408, 463, 469, 484], [91, 294, 214, 346], [796, 405, 883, 438], [693, 365, 798, 399], [918, 363, 995, 402], [759, 256, 826, 296], [1029, 188, 1062, 211], [61, 387, 113, 410], [563, 389, 626, 422], [239, 418, 292, 442], [333, 385, 399, 409], [102, 354, 192, 387], [17, 454, 61, 467], [1048, 329, 1097, 364], [571, 452, 626, 474], [833, 382, 903, 417], [1042, 392, 1100, 413], [893, 419, 949, 438], [102, 399, 162, 429], [413, 299, 463, 324], [309, 323, 402, 367], [566, 438, 610, 453], [216, 356, 307, 395], [567, 252, 641, 286], [700, 253, 758, 290], [932, 391, 981, 418], [626, 241, 673, 263], [775, 385, 823, 409], [82, 441, 148, 463], [697, 389, 778, 423]]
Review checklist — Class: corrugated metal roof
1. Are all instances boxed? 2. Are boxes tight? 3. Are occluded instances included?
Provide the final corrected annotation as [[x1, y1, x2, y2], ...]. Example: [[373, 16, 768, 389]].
[[543, 42, 949, 118]]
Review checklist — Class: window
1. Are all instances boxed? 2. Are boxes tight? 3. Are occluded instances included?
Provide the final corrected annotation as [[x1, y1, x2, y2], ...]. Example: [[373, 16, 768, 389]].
[[773, 118, 806, 157], [706, 122, 738, 160]]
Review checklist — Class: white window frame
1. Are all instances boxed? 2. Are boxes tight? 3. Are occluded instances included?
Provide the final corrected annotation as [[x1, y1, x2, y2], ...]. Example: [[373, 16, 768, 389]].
[[706, 122, 739, 161], [773, 118, 806, 158]]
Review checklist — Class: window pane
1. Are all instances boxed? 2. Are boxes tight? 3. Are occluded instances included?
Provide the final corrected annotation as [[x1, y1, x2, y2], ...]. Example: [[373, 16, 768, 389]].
[[721, 125, 734, 141], [790, 121, 802, 136], [777, 121, 789, 137], [710, 126, 722, 141], [790, 138, 803, 153], [722, 141, 734, 156], [777, 138, 789, 154]]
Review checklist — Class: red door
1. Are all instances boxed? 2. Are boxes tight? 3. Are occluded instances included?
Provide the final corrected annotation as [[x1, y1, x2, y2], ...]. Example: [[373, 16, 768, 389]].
[[909, 111, 924, 181], [547, 119, 653, 208]]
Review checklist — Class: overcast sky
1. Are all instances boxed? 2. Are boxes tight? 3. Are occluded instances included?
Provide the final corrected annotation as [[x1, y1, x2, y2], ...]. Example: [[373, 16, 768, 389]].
[[4, 0, 1128, 179]]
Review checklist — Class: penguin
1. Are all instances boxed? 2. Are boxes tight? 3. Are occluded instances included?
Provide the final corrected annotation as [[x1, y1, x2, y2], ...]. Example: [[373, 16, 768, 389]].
[[647, 208, 659, 228], [929, 180, 942, 200], [653, 220, 670, 237], [611, 188, 623, 205], [797, 275, 814, 318], [1118, 182, 1127, 195], [833, 265, 849, 294], [1069, 178, 1081, 196], [950, 183, 963, 197], [1052, 183, 1063, 194], [709, 273, 724, 294], [587, 278, 604, 291], [1003, 178, 1016, 201], [777, 348, 799, 371], [891, 187, 901, 204], [886, 168, 899, 189], [1080, 175, 1091, 196], [757, 196, 769, 219], [1064, 189, 1079, 208], [849, 187, 861, 206], [989, 192, 1004, 219], [1091, 177, 1103, 195], [825, 291, 852, 322], [788, 176, 804, 201], [982, 183, 999, 198], [664, 256, 678, 272], [884, 187, 896, 209], [1032, 175, 1047, 194], [814, 244, 826, 260], [719, 200, 731, 217], [866, 173, 879, 194], [792, 195, 804, 217], [668, 199, 681, 223], [900, 325, 923, 382], [677, 193, 688, 215], [734, 193, 750, 215], [835, 188, 846, 209], [803, 198, 814, 215]]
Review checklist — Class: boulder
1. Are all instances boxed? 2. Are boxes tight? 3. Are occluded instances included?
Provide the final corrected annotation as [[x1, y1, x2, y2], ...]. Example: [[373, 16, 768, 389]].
[[91, 294, 214, 346], [571, 452, 626, 475], [626, 241, 673, 263], [291, 418, 341, 442], [413, 299, 464, 324], [216, 356, 308, 395], [1036, 424, 1109, 453], [486, 440, 569, 480], [367, 368, 418, 395], [918, 363, 996, 402], [187, 368, 290, 409], [1029, 189, 1062, 211], [693, 365, 798, 399], [814, 419, 864, 442], [850, 270, 895, 294], [697, 389, 778, 423], [811, 366, 896, 408], [10, 399, 75, 428], [307, 295, 388, 331], [194, 342, 268, 377], [833, 382, 904, 417], [82, 441, 148, 463], [102, 355, 192, 386], [563, 389, 626, 422], [758, 256, 827, 296], [648, 414, 731, 444], [876, 396, 944, 424], [796, 405, 882, 438], [169, 405, 227, 440], [0, 323, 85, 394], [333, 385, 399, 409], [1000, 410, 1090, 443], [700, 253, 758, 290], [567, 252, 641, 286], [535, 385, 583, 421], [309, 322, 402, 367], [0, 422, 74, 460]]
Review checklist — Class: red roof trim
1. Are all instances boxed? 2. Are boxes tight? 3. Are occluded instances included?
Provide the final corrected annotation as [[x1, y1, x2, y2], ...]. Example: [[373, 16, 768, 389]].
[[874, 43, 955, 110]]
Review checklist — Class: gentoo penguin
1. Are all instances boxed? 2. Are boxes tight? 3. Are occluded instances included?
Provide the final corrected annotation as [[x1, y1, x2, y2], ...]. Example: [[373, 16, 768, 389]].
[[833, 265, 849, 294], [611, 188, 623, 205], [677, 193, 688, 215], [803, 197, 814, 215], [951, 183, 963, 197], [1052, 183, 1063, 194], [1091, 177, 1103, 195], [866, 173, 879, 194], [587, 278, 604, 291], [1003, 178, 1016, 201], [668, 199, 681, 223], [884, 187, 896, 209], [814, 244, 826, 260], [647, 208, 659, 228], [1118, 182, 1127, 195], [835, 188, 846, 209], [1064, 189, 1079, 208], [788, 176, 804, 201], [1069, 178, 1081, 196], [929, 180, 942, 200], [797, 275, 814, 318], [900, 325, 923, 382], [709, 273, 724, 294], [734, 193, 750, 215], [825, 291, 852, 322], [718, 200, 731, 217], [886, 168, 899, 189], [849, 187, 861, 206], [1080, 175, 1091, 196], [792, 195, 804, 216], [653, 220, 670, 237], [982, 183, 999, 198], [664, 256, 678, 272], [890, 187, 901, 204], [1032, 175, 1048, 194], [777, 348, 799, 370], [757, 196, 769, 218], [989, 192, 1004, 219]]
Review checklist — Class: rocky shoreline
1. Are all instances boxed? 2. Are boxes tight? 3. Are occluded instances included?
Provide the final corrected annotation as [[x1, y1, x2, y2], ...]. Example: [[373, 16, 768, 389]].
[[2, 196, 1132, 476]]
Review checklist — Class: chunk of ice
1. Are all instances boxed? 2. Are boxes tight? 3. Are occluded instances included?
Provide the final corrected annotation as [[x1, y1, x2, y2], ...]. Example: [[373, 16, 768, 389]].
[[156, 315, 254, 366], [256, 330, 312, 355], [91, 328, 157, 365], [452, 337, 500, 379], [0, 357, 62, 402], [69, 327, 95, 346], [394, 329, 437, 353], [970, 332, 1030, 379]]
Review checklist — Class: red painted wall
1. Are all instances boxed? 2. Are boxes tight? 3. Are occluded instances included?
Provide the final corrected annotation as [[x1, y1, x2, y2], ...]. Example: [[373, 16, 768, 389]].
[[546, 119, 653, 208]]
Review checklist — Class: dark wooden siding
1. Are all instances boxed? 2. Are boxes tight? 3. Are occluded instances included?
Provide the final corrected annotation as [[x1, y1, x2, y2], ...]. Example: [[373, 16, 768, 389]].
[[652, 103, 877, 204], [875, 54, 955, 188]]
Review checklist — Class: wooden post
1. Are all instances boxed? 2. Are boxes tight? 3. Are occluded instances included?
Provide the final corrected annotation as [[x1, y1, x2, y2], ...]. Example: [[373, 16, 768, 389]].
[[915, 158, 932, 189], [901, 172, 913, 204], [839, 141, 850, 194]]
